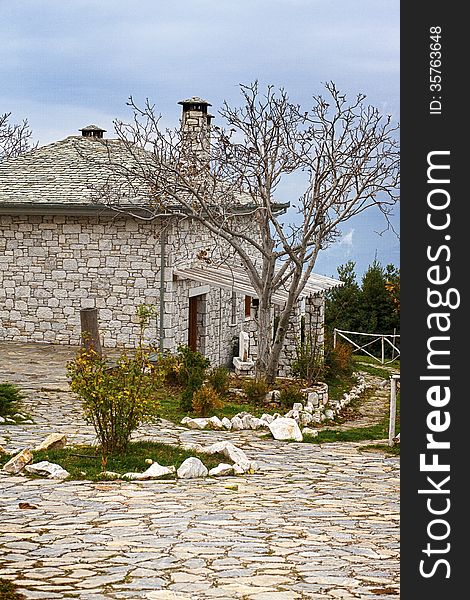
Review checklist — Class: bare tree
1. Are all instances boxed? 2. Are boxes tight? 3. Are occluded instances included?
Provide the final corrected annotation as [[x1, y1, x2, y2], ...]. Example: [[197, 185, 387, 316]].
[[92, 82, 399, 383], [0, 112, 36, 161]]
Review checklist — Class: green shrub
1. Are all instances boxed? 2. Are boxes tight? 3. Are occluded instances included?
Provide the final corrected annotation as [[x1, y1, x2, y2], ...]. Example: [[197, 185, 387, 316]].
[[67, 347, 161, 455], [242, 378, 269, 405], [177, 345, 210, 412], [278, 385, 305, 411], [207, 365, 230, 397], [0, 383, 25, 416], [192, 385, 223, 416], [156, 351, 182, 386]]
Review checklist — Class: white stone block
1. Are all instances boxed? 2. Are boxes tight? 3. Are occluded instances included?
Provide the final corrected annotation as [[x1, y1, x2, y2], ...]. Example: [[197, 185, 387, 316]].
[[268, 417, 303, 442]]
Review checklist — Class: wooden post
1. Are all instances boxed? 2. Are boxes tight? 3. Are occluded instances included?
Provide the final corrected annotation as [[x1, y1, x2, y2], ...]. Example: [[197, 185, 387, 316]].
[[388, 375, 399, 446], [381, 335, 385, 364], [80, 308, 102, 356], [333, 328, 337, 349]]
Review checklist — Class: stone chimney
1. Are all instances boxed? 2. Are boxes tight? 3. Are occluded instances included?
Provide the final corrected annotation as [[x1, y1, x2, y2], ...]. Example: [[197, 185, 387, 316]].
[[79, 125, 106, 139], [178, 97, 213, 163]]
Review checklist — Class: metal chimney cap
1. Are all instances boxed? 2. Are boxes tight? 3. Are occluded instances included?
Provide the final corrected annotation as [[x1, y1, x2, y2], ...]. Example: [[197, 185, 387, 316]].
[[178, 97, 212, 107]]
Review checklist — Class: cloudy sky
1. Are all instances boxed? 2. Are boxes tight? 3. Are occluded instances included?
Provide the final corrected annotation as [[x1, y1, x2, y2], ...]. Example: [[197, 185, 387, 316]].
[[1, 0, 399, 279]]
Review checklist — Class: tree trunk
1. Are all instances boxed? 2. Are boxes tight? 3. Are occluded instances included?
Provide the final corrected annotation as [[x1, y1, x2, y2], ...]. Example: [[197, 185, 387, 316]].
[[266, 308, 291, 384], [80, 308, 102, 357], [255, 300, 272, 381]]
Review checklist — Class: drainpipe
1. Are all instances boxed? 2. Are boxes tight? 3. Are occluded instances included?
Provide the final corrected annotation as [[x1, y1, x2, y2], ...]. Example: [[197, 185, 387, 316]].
[[159, 227, 166, 352]]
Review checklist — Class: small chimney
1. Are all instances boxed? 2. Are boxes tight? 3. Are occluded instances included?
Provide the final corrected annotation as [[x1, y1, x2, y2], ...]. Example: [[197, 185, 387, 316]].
[[178, 97, 213, 163], [79, 125, 106, 139]]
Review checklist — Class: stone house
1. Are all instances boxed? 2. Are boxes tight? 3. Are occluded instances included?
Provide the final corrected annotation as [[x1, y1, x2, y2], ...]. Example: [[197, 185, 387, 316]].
[[0, 98, 339, 375]]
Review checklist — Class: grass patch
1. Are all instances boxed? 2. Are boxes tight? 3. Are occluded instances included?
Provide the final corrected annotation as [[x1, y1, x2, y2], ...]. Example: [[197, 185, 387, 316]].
[[304, 422, 388, 444], [156, 387, 266, 424], [303, 387, 400, 448], [360, 443, 400, 456], [324, 372, 357, 402], [0, 441, 227, 481], [0, 579, 26, 600], [0, 382, 28, 420], [352, 356, 400, 379]]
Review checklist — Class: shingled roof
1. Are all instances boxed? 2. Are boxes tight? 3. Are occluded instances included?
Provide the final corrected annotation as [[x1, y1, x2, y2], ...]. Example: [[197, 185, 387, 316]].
[[0, 135, 151, 210], [0, 133, 288, 216]]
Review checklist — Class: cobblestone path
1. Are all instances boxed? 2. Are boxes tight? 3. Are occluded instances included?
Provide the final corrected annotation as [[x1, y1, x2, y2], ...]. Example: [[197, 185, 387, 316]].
[[0, 343, 399, 599]]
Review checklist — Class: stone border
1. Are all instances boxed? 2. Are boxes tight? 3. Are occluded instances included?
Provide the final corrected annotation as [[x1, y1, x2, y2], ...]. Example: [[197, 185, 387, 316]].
[[182, 374, 371, 440]]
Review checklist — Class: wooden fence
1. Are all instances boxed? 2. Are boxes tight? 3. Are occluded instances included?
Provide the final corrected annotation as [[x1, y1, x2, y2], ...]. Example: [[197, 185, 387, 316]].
[[388, 374, 400, 446], [333, 328, 400, 365]]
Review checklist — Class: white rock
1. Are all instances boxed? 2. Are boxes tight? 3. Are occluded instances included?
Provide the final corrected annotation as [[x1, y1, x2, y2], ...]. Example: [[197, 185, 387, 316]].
[[232, 464, 246, 475], [25, 461, 69, 480], [202, 441, 252, 472], [2, 449, 33, 474], [268, 417, 303, 442], [312, 411, 322, 423], [299, 411, 313, 426], [248, 416, 262, 430], [209, 463, 234, 477], [307, 391, 319, 404], [304, 404, 313, 414], [180, 442, 205, 453], [284, 409, 299, 421], [122, 471, 147, 480], [208, 416, 224, 430], [241, 414, 253, 429], [235, 411, 250, 418], [324, 409, 335, 420], [202, 441, 226, 455], [100, 471, 122, 478], [177, 457, 208, 479], [302, 427, 318, 437], [180, 416, 192, 424], [13, 413, 26, 420], [271, 390, 281, 402], [34, 433, 67, 452], [185, 418, 209, 430], [141, 462, 176, 479], [292, 403, 303, 412], [231, 416, 243, 430], [0, 416, 5, 423], [260, 413, 274, 424], [221, 417, 232, 430]]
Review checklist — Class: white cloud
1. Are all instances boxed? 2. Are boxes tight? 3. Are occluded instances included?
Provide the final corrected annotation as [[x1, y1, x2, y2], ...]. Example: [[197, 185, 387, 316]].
[[339, 229, 355, 254]]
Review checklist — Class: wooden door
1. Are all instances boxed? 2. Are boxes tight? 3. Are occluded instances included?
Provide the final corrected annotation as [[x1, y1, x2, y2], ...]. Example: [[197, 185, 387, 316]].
[[188, 296, 198, 351]]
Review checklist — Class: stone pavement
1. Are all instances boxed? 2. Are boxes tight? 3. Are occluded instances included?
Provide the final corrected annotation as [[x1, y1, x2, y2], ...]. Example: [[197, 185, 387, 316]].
[[0, 343, 400, 599]]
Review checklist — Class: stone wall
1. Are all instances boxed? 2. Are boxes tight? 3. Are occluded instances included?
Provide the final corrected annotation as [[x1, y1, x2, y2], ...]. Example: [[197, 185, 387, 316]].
[[0, 214, 261, 366], [0, 212, 326, 375], [0, 214, 164, 346]]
